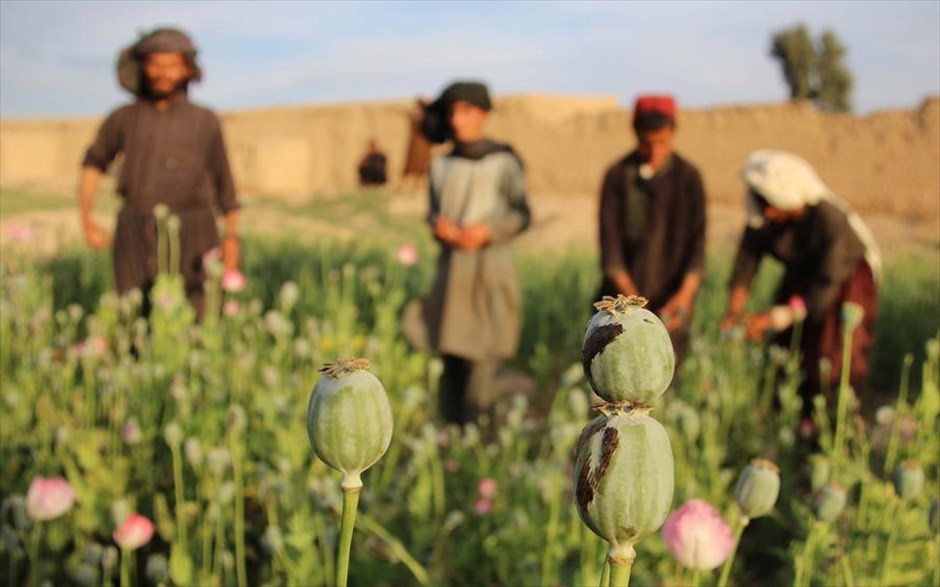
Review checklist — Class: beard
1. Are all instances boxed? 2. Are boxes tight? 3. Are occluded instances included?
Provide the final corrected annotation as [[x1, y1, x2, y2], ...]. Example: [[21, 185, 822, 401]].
[[142, 76, 189, 100]]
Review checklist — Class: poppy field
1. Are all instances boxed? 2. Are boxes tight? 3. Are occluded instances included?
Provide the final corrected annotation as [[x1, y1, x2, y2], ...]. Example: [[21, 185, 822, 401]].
[[0, 229, 938, 587]]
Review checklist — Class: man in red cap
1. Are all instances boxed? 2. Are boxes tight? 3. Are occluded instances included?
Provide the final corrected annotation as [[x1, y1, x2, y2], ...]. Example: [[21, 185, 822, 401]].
[[596, 94, 707, 363], [78, 27, 241, 317]]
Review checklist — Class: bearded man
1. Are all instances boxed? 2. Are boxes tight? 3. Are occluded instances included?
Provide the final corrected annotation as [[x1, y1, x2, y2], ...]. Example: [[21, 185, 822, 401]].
[[78, 27, 241, 316]]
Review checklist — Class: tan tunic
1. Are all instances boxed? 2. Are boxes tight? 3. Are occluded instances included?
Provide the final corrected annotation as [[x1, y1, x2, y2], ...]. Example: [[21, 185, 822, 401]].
[[404, 144, 531, 360]]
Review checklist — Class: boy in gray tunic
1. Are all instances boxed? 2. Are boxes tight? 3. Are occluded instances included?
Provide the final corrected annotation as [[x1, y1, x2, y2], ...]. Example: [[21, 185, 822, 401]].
[[404, 81, 531, 425]]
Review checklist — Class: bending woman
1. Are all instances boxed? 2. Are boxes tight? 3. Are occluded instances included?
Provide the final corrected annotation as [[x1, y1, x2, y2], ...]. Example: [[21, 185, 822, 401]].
[[721, 150, 881, 418]]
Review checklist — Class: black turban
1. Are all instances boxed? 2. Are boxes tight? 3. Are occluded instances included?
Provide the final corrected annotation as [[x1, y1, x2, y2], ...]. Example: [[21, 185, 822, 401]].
[[116, 27, 202, 96], [420, 80, 492, 144]]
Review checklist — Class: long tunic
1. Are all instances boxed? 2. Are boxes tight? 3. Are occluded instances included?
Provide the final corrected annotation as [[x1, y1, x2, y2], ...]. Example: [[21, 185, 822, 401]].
[[729, 200, 877, 403], [403, 140, 531, 361], [729, 200, 869, 321], [83, 93, 239, 298], [597, 151, 706, 311]]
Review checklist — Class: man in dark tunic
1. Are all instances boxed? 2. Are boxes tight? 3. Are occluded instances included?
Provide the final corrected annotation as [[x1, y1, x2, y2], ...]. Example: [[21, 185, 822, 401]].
[[721, 150, 880, 420], [78, 27, 240, 316], [597, 95, 707, 362], [358, 139, 388, 186], [403, 81, 531, 425]]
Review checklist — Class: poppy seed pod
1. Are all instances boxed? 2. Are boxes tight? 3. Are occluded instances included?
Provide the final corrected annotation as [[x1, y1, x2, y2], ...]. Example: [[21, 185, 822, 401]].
[[813, 482, 847, 522], [581, 295, 675, 405], [893, 461, 924, 501], [573, 408, 675, 551], [807, 454, 831, 493], [841, 302, 864, 331], [306, 359, 393, 489], [733, 459, 781, 519]]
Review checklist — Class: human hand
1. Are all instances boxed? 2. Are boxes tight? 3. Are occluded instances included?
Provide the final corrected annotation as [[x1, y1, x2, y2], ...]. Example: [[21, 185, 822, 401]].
[[433, 217, 460, 245], [453, 223, 491, 251], [221, 235, 240, 272], [659, 294, 692, 332], [83, 219, 111, 250], [743, 312, 774, 342], [609, 271, 639, 297], [719, 313, 742, 333]]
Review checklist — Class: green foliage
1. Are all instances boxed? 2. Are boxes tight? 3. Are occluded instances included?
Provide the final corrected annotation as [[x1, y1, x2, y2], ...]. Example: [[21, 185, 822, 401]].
[[771, 24, 817, 101], [816, 30, 854, 113], [0, 239, 938, 586], [770, 24, 855, 112]]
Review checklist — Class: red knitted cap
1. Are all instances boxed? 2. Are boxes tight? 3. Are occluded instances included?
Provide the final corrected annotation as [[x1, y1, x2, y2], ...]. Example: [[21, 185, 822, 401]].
[[633, 95, 677, 121]]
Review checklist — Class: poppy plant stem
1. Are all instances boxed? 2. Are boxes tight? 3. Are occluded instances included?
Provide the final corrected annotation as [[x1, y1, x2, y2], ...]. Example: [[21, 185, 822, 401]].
[[717, 516, 749, 587], [336, 487, 361, 587]]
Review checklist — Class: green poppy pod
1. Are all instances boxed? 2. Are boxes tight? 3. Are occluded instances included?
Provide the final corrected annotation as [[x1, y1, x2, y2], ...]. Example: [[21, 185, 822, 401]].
[[573, 408, 675, 552], [813, 482, 847, 522], [306, 359, 393, 489], [807, 454, 831, 493], [734, 459, 781, 519], [581, 295, 675, 405], [893, 461, 924, 501]]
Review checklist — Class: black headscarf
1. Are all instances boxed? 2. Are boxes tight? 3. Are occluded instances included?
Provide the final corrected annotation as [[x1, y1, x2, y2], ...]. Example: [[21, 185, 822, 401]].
[[451, 139, 524, 166], [420, 80, 492, 144], [116, 27, 202, 97]]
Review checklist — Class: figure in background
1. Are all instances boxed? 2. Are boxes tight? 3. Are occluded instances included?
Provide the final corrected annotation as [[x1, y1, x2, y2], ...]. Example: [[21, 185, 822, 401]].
[[721, 150, 880, 420], [403, 81, 531, 425], [358, 139, 388, 187], [78, 27, 241, 317], [596, 95, 707, 364], [398, 98, 433, 191]]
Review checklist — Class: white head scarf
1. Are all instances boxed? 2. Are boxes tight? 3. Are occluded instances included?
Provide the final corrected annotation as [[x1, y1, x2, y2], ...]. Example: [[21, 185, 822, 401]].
[[741, 149, 882, 280]]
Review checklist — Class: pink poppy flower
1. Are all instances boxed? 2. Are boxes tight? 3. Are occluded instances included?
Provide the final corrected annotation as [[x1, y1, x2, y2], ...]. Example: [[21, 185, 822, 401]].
[[223, 300, 241, 317], [122, 418, 142, 445], [394, 244, 419, 266], [26, 476, 76, 521], [113, 513, 155, 550], [444, 460, 459, 474], [202, 247, 222, 267], [76, 335, 108, 359], [7, 223, 35, 244], [473, 498, 492, 516], [799, 417, 815, 439], [221, 269, 246, 293], [788, 295, 807, 322], [437, 429, 450, 447], [477, 478, 498, 500], [662, 499, 734, 571]]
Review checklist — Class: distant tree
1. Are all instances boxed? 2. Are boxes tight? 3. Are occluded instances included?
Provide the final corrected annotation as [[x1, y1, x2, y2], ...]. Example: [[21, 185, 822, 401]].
[[770, 24, 816, 101], [769, 24, 854, 113], [816, 30, 854, 112]]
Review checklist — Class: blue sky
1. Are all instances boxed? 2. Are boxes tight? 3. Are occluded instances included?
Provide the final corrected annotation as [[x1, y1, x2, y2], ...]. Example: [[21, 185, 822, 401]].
[[1, 0, 938, 118]]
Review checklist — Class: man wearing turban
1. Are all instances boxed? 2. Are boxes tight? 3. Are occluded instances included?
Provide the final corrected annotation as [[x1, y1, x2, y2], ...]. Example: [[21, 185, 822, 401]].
[[721, 150, 881, 420], [78, 27, 241, 316]]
